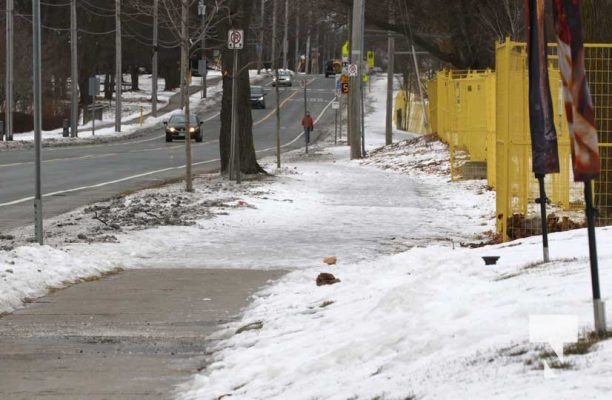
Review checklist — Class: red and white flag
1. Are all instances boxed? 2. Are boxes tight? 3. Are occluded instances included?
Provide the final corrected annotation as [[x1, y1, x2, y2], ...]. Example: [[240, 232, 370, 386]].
[[553, 0, 600, 181]]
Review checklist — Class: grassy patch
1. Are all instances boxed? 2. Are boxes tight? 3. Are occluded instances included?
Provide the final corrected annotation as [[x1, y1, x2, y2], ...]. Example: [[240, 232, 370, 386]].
[[529, 330, 612, 370], [565, 330, 612, 356], [523, 257, 577, 270]]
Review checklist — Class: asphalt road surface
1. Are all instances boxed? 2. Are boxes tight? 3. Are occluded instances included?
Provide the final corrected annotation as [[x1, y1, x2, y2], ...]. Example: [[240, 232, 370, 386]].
[[0, 74, 336, 232], [0, 74, 334, 399]]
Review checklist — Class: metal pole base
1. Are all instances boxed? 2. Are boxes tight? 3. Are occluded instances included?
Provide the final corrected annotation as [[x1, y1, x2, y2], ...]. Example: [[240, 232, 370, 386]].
[[594, 299, 607, 334]]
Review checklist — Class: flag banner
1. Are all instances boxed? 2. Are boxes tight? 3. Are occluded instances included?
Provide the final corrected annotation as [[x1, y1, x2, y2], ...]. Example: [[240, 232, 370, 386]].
[[526, 0, 560, 176], [553, 0, 600, 181]]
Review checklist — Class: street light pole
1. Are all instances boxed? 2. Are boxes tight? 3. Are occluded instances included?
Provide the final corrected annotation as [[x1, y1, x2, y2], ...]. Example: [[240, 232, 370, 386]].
[[199, 0, 207, 98], [5, 0, 14, 141], [271, 0, 281, 169], [115, 0, 122, 132], [258, 0, 264, 74], [152, 0, 158, 117], [294, 2, 300, 71], [70, 0, 78, 138], [305, 10, 312, 74], [282, 0, 288, 70], [385, 2, 394, 146], [33, 0, 43, 244]]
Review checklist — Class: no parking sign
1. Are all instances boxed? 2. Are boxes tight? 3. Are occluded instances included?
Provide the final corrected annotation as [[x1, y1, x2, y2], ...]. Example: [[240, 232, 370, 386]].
[[228, 29, 243, 49]]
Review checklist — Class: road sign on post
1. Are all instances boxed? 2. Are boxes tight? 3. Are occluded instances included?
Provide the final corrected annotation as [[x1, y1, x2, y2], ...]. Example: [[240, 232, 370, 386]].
[[341, 74, 349, 94], [228, 28, 243, 182], [88, 76, 100, 96], [367, 50, 375, 68], [228, 29, 244, 49]]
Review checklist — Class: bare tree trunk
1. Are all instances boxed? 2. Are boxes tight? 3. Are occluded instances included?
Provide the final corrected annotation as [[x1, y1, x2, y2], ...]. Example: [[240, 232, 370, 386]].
[[219, 0, 265, 175]]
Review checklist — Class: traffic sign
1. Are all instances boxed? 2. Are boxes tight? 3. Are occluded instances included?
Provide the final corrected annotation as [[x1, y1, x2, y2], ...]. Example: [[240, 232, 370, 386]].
[[348, 64, 358, 77], [228, 29, 244, 49], [367, 50, 375, 68], [341, 82, 349, 94], [342, 41, 349, 57]]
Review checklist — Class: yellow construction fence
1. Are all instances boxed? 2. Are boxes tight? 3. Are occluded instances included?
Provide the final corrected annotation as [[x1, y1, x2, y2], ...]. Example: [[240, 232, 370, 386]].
[[394, 90, 428, 134], [426, 37, 612, 241], [427, 69, 496, 183]]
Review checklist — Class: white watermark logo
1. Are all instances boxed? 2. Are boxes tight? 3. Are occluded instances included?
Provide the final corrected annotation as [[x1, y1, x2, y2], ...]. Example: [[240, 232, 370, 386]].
[[529, 314, 578, 378]]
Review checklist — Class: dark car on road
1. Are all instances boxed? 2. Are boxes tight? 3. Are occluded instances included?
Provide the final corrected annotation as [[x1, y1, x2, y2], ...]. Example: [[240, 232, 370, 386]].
[[163, 114, 203, 142], [250, 85, 266, 109]]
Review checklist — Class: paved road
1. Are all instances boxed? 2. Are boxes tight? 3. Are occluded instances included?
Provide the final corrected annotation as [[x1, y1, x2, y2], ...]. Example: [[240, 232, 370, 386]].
[[0, 268, 285, 399], [0, 75, 336, 232]]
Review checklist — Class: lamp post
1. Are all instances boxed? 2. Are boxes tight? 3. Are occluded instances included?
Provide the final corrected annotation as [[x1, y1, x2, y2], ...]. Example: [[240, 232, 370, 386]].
[[33, 0, 43, 244], [199, 0, 207, 98], [5, 0, 14, 141]]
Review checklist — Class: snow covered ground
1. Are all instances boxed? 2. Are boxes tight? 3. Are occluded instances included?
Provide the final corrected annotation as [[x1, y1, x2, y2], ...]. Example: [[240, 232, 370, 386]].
[[1, 75, 612, 399]]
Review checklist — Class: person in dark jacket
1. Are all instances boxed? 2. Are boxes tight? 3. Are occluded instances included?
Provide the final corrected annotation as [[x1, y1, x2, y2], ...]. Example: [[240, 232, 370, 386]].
[[301, 111, 314, 143]]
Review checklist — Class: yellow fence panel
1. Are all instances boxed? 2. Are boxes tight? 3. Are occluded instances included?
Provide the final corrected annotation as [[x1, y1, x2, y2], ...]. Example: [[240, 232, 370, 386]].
[[427, 70, 496, 183], [426, 38, 612, 241], [394, 90, 427, 134], [496, 38, 612, 241]]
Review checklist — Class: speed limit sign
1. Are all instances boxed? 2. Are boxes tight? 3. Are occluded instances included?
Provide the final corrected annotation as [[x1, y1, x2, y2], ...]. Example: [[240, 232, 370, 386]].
[[228, 29, 244, 49]]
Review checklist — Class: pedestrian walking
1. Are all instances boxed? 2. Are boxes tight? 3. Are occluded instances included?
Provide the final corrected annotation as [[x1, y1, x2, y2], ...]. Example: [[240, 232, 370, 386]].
[[301, 111, 314, 144]]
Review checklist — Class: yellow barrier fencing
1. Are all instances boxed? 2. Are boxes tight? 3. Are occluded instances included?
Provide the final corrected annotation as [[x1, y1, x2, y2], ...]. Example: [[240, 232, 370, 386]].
[[394, 90, 428, 134], [426, 70, 496, 183], [495, 38, 612, 240], [426, 38, 612, 241]]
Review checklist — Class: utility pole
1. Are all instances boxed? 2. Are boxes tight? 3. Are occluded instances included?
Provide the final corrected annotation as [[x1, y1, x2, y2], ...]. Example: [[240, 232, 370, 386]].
[[271, 0, 277, 71], [294, 2, 300, 71], [271, 0, 281, 168], [33, 0, 43, 244], [282, 0, 288, 70], [199, 0, 207, 98], [349, 0, 363, 159], [115, 0, 122, 132], [5, 0, 14, 141], [70, 0, 78, 138], [152, 0, 158, 117], [346, 4, 352, 146], [385, 2, 395, 146], [181, 0, 193, 191], [305, 9, 312, 74], [257, 0, 264, 74]]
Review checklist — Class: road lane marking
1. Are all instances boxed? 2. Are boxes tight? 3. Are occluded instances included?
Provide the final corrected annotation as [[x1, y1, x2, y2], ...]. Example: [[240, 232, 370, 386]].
[[0, 157, 221, 208], [0, 82, 333, 207], [253, 90, 300, 127], [256, 96, 335, 152]]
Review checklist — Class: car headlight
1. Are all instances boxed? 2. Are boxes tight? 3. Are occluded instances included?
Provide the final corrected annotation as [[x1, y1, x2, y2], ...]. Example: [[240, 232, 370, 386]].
[[257, 96, 264, 101], [169, 127, 176, 132]]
